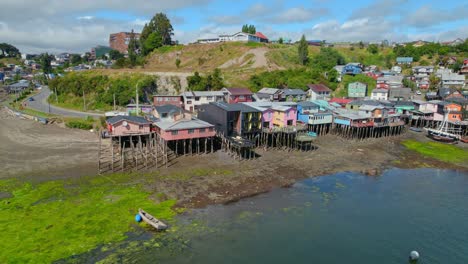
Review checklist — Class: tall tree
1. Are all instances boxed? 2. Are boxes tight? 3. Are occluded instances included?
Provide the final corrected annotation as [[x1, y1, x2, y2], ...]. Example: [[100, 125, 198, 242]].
[[40, 53, 52, 74], [108, 49, 124, 60], [70, 54, 82, 65], [0, 43, 20, 58], [242, 24, 248, 33], [140, 13, 174, 55], [278, 37, 284, 44], [127, 29, 139, 66], [142, 32, 163, 55], [298, 35, 309, 65]]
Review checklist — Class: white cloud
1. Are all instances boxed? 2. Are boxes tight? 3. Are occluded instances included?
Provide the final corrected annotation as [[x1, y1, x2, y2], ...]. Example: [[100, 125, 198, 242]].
[[350, 0, 407, 19], [77, 16, 94, 20], [305, 18, 397, 42], [265, 7, 329, 24], [405, 4, 468, 28]]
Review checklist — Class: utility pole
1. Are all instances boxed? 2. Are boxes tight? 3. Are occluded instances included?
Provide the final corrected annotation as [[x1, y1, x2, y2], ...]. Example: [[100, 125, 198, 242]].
[[113, 93, 116, 111], [136, 83, 139, 116], [83, 89, 86, 111], [54, 87, 58, 103]]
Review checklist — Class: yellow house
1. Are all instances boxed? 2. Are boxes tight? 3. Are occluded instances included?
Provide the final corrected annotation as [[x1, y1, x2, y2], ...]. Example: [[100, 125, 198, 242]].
[[272, 106, 297, 127]]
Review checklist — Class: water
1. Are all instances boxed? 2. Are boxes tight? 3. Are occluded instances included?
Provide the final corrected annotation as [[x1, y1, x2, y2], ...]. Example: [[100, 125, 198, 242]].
[[107, 168, 468, 263]]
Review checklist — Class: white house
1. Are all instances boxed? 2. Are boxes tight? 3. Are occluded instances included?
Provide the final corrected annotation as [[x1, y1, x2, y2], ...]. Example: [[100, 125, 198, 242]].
[[197, 32, 267, 44], [371, 89, 389, 101], [441, 73, 465, 88], [307, 84, 331, 101], [391, 65, 402, 74], [412, 66, 434, 75], [182, 91, 225, 112]]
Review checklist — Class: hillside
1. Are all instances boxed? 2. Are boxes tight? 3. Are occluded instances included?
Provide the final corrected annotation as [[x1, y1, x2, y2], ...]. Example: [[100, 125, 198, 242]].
[[137, 43, 400, 86]]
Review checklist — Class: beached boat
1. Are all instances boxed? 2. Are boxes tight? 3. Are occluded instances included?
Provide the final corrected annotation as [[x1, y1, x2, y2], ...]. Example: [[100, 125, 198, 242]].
[[427, 134, 458, 144], [138, 208, 168, 231], [460, 137, 468, 144], [409, 127, 423, 132], [425, 110, 461, 143]]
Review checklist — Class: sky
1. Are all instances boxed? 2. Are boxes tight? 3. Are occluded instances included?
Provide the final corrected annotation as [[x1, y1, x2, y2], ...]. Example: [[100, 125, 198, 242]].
[[0, 0, 467, 54]]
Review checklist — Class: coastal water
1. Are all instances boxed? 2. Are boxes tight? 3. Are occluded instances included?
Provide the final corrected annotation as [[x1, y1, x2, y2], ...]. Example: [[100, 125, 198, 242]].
[[101, 168, 468, 263]]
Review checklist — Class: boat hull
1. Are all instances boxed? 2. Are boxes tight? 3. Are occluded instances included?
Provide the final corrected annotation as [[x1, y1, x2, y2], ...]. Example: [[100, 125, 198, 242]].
[[138, 209, 168, 231]]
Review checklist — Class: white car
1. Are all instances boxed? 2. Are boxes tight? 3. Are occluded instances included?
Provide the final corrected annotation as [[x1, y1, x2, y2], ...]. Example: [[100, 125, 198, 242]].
[[416, 91, 421, 95]]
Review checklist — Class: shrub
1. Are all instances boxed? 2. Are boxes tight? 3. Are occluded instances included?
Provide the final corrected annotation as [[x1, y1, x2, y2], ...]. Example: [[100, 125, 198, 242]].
[[65, 119, 93, 130]]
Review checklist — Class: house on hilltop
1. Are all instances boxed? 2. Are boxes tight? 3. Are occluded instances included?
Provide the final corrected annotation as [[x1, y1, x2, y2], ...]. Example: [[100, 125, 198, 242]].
[[307, 84, 331, 101]]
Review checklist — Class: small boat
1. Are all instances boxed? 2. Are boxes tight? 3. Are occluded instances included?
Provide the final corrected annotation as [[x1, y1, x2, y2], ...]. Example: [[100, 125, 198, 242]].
[[427, 134, 458, 144], [409, 127, 423, 132], [138, 208, 168, 231], [460, 137, 468, 144]]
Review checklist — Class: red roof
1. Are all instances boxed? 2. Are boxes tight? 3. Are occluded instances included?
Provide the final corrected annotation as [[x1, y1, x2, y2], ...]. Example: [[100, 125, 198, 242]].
[[329, 98, 352, 105], [255, 32, 268, 40], [223, 87, 253, 96], [307, 84, 331, 93]]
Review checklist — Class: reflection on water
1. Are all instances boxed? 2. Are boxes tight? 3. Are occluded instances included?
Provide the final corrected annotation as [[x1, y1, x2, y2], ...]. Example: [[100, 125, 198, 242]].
[[77, 168, 468, 264]]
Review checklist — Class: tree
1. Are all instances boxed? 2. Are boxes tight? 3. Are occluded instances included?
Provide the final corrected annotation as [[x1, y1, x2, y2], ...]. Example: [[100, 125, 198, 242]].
[[108, 49, 124, 60], [40, 53, 52, 74], [0, 43, 20, 58], [70, 54, 82, 65], [140, 12, 174, 55], [278, 37, 284, 44], [298, 35, 309, 65], [367, 44, 379, 54], [187, 71, 202, 90], [310, 47, 346, 71], [241, 24, 256, 34], [127, 29, 139, 66], [429, 74, 440, 90], [142, 32, 163, 55], [210, 68, 224, 89], [358, 41, 364, 49]]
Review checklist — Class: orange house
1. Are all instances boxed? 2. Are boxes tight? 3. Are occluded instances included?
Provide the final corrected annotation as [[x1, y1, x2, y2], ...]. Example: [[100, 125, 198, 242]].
[[437, 102, 462, 122]]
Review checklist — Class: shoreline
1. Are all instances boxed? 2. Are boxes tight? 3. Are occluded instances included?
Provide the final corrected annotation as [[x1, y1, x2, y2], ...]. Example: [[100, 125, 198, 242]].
[[1, 106, 467, 210]]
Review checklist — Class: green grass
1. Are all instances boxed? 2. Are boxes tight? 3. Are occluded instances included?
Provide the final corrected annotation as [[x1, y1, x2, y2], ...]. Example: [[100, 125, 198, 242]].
[[21, 107, 56, 118], [0, 173, 177, 263], [402, 140, 468, 165]]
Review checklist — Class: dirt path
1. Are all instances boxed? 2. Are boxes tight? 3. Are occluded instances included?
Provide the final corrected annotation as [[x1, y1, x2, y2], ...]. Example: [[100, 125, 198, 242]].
[[219, 48, 282, 70], [0, 107, 99, 179]]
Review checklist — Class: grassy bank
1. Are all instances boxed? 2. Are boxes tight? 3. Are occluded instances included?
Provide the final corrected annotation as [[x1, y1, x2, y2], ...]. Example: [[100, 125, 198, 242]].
[[0, 173, 177, 263], [402, 140, 468, 165]]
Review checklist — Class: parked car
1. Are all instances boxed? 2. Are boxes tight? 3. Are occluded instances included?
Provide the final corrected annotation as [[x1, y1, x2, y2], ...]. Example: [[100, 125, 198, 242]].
[[416, 90, 422, 95], [28, 97, 35, 101]]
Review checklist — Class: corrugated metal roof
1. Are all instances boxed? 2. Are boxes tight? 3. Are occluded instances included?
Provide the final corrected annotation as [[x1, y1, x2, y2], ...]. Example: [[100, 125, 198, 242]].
[[307, 84, 331, 93], [155, 118, 214, 131], [222, 87, 253, 96], [106, 115, 151, 125]]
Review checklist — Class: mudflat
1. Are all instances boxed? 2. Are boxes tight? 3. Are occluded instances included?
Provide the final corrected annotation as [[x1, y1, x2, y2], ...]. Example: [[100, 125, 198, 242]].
[[0, 108, 99, 179]]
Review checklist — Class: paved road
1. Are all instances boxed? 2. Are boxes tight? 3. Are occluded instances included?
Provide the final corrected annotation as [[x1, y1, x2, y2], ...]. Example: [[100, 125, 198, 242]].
[[26, 86, 104, 118]]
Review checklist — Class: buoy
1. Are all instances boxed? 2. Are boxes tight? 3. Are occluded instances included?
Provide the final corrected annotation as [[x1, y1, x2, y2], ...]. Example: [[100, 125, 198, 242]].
[[409, 251, 419, 261], [135, 214, 142, 222]]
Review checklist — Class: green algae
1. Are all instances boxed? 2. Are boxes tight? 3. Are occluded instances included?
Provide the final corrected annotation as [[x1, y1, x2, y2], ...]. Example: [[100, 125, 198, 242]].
[[0, 174, 177, 263], [402, 140, 468, 165]]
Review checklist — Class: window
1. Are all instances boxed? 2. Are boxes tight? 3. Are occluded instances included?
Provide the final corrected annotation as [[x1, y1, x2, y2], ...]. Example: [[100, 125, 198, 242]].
[[172, 97, 178, 101], [157, 97, 163, 101], [195, 97, 200, 101], [209, 127, 214, 131], [188, 129, 195, 134], [187, 101, 192, 104], [200, 128, 206, 133], [239, 95, 245, 100], [171, 131, 178, 135], [207, 96, 213, 101], [165, 98, 170, 101], [139, 125, 144, 129]]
